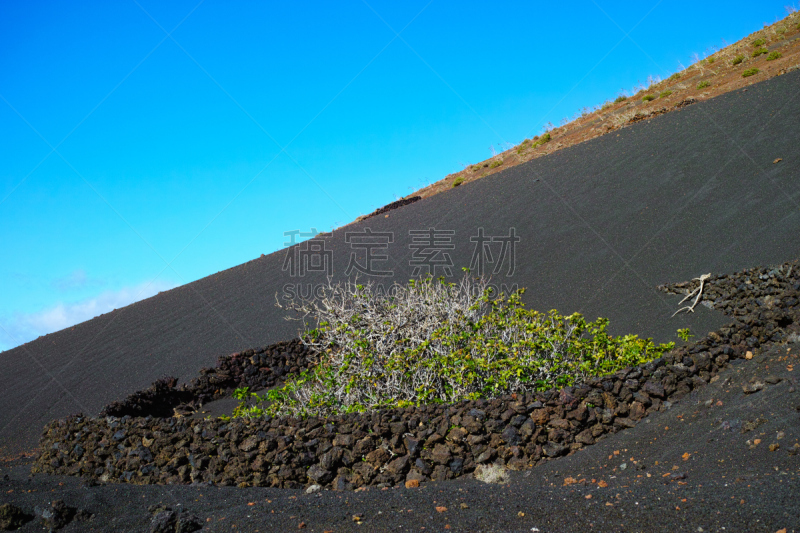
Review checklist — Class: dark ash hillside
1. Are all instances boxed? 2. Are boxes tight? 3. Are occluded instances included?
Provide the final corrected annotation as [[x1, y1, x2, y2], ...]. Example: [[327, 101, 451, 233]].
[[32, 260, 800, 494]]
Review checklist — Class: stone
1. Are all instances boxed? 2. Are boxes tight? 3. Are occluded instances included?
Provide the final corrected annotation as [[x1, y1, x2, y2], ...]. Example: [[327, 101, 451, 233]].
[[333, 434, 355, 447], [643, 381, 666, 399], [0, 503, 33, 530], [307, 464, 334, 484], [501, 426, 520, 446], [629, 401, 647, 421], [575, 429, 595, 445], [37, 500, 75, 531], [405, 479, 420, 488], [475, 448, 496, 464], [386, 455, 411, 476], [431, 444, 452, 465], [305, 484, 322, 494], [473, 464, 510, 484], [530, 409, 550, 425], [742, 381, 764, 394], [542, 442, 568, 458], [365, 448, 390, 467]]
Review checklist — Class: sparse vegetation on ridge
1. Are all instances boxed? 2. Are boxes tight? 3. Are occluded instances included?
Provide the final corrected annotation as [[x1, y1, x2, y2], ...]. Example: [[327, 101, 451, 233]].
[[743, 68, 760, 77], [233, 276, 675, 419]]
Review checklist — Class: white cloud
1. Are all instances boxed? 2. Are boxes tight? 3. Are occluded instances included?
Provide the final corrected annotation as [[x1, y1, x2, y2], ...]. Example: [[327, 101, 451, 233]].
[[51, 269, 105, 292], [0, 280, 177, 351]]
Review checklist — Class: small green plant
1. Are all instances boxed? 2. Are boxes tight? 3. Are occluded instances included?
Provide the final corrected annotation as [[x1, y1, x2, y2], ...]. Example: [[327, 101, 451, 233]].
[[516, 139, 531, 154], [766, 51, 782, 61], [677, 328, 694, 342], [531, 132, 551, 148], [696, 80, 711, 89], [642, 94, 656, 102], [669, 73, 681, 80], [752, 38, 766, 46], [229, 386, 267, 419], [732, 54, 745, 65], [659, 90, 673, 98], [472, 165, 481, 172], [452, 177, 465, 187], [706, 56, 716, 64], [489, 160, 503, 169], [742, 68, 759, 77], [585, 402, 595, 409], [614, 95, 627, 103], [752, 47, 769, 58], [777, 27, 786, 34]]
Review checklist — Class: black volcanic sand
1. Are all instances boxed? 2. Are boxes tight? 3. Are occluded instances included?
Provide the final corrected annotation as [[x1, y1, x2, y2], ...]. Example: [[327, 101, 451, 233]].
[[2, 338, 798, 532], [2, 69, 799, 455]]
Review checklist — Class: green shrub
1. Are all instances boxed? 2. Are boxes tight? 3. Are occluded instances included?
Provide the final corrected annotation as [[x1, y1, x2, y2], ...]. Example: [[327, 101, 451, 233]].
[[766, 51, 782, 61], [516, 139, 531, 154], [753, 38, 766, 46], [752, 47, 768, 58], [472, 165, 481, 172], [614, 95, 627, 103], [531, 132, 551, 148], [642, 94, 656, 102], [489, 160, 503, 169], [669, 73, 681, 80], [257, 276, 674, 418], [706, 56, 716, 64], [659, 90, 673, 98], [732, 54, 745, 65], [697, 80, 711, 89], [452, 176, 465, 187], [742, 68, 759, 77], [777, 27, 786, 34]]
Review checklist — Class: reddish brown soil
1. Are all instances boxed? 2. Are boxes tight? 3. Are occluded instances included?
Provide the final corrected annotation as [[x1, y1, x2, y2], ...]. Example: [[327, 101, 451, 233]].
[[405, 12, 800, 202]]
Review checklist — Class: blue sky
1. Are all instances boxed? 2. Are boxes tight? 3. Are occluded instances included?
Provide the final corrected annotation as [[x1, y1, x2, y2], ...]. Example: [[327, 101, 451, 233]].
[[0, 0, 793, 351]]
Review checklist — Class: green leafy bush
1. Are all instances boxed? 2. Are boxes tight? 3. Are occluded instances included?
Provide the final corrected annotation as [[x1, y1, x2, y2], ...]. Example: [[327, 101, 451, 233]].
[[531, 132, 551, 148], [732, 55, 744, 65], [742, 68, 759, 77], [696, 80, 711, 89], [258, 276, 675, 418], [489, 160, 503, 169], [614, 95, 627, 103], [752, 38, 766, 47], [766, 51, 782, 61], [706, 57, 716, 64], [659, 90, 673, 98], [452, 176, 465, 187], [752, 47, 769, 58], [642, 94, 656, 102]]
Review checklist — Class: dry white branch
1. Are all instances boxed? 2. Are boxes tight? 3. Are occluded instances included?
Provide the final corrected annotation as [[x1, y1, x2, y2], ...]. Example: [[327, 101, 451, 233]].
[[671, 273, 711, 317]]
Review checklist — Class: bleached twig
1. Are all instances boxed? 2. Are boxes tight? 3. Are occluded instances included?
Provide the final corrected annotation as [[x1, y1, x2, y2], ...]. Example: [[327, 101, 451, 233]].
[[671, 273, 711, 317]]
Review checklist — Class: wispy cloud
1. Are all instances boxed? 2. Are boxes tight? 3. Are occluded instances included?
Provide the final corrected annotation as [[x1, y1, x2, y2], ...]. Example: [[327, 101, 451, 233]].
[[51, 269, 106, 292], [0, 280, 177, 351]]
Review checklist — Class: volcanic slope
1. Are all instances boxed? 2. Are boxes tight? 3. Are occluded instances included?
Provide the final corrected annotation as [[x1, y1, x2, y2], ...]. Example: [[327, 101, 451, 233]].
[[1, 336, 798, 532], [1, 69, 799, 456]]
